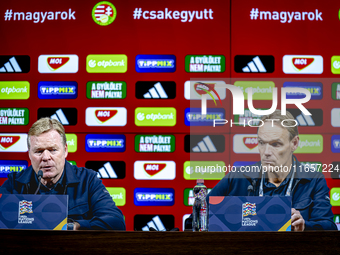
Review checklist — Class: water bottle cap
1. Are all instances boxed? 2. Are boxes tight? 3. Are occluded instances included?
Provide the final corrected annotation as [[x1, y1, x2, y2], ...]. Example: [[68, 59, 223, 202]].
[[196, 179, 204, 184]]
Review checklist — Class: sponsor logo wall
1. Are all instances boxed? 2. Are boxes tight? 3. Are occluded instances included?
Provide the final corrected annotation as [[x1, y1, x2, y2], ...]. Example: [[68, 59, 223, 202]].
[[1, 0, 340, 231]]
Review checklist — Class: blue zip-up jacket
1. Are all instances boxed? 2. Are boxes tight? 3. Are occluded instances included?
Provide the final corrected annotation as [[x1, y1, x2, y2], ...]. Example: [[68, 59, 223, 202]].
[[206, 159, 337, 230], [0, 160, 126, 230]]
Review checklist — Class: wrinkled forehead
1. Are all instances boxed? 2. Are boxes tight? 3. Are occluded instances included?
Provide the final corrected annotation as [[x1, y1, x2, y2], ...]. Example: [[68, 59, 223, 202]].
[[258, 122, 290, 142], [29, 130, 63, 148]]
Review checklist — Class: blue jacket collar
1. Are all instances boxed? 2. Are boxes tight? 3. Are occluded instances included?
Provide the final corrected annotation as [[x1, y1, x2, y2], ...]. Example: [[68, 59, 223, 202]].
[[242, 156, 313, 182], [16, 160, 80, 185]]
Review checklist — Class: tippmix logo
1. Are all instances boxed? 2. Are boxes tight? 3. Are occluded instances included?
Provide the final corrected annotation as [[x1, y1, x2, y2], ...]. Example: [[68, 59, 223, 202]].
[[85, 134, 126, 152], [134, 188, 174, 206], [283, 55, 323, 74], [0, 160, 28, 178], [134, 161, 176, 180], [38, 55, 78, 73], [38, 81, 77, 99], [332, 135, 340, 153], [86, 107, 127, 126], [0, 134, 27, 152], [283, 82, 323, 100], [135, 55, 176, 73], [184, 108, 225, 126], [92, 1, 117, 26]]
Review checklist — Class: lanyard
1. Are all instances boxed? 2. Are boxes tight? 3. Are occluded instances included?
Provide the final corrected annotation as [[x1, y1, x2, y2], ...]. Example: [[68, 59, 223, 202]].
[[259, 156, 296, 197]]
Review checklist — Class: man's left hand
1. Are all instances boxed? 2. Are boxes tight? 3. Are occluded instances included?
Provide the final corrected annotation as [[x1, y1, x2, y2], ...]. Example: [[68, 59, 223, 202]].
[[291, 208, 305, 231]]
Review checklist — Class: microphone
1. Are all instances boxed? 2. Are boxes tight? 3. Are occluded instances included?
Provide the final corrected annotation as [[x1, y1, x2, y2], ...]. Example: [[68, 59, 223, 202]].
[[34, 170, 43, 195], [247, 185, 254, 196]]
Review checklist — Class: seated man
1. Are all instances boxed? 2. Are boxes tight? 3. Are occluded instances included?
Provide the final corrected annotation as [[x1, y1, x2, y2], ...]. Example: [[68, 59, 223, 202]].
[[0, 117, 125, 230], [206, 110, 336, 231]]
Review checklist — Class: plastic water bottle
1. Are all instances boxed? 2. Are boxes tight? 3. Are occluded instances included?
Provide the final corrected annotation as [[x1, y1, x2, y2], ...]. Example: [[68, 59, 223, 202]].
[[192, 179, 208, 231]]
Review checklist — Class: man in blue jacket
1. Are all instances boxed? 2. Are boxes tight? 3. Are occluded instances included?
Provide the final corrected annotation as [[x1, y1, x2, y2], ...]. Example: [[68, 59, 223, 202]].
[[0, 117, 126, 230], [206, 110, 337, 231]]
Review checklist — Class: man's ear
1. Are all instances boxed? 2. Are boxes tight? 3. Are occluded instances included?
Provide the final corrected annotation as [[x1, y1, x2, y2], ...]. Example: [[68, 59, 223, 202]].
[[291, 135, 299, 152], [64, 143, 68, 158]]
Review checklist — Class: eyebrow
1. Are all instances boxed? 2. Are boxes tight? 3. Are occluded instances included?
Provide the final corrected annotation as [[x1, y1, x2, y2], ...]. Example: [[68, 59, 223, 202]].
[[258, 136, 283, 144]]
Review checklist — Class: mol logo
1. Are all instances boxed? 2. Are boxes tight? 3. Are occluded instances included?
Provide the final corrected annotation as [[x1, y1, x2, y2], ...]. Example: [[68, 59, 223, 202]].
[[233, 134, 259, 154], [0, 133, 28, 152], [38, 55, 78, 73], [0, 136, 20, 148], [243, 137, 258, 149], [134, 161, 176, 180], [283, 55, 323, 74], [48, 57, 69, 70], [86, 107, 127, 126]]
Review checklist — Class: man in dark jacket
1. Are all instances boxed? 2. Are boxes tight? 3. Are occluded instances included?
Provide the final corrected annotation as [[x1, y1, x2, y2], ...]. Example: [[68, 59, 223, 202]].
[[206, 110, 336, 231], [0, 117, 125, 230]]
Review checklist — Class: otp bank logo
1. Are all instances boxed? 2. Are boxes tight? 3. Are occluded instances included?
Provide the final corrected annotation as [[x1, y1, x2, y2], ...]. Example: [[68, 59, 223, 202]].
[[86, 107, 127, 126], [135, 107, 176, 126], [38, 81, 77, 99], [283, 55, 323, 74], [135, 55, 176, 73], [0, 134, 28, 152], [38, 55, 79, 73], [86, 55, 127, 73], [134, 161, 176, 180], [0, 160, 28, 178], [85, 134, 125, 152], [134, 188, 174, 206], [233, 134, 259, 154]]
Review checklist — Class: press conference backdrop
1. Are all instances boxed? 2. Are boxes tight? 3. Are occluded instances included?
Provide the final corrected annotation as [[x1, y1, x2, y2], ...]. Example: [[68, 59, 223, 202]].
[[0, 0, 340, 231]]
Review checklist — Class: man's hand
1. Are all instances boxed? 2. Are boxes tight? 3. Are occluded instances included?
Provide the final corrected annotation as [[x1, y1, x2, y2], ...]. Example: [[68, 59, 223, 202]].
[[73, 222, 80, 230], [291, 208, 305, 231]]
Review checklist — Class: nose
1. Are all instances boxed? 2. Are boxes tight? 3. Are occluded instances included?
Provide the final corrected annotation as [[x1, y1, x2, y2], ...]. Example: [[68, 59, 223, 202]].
[[41, 150, 51, 161], [264, 144, 272, 156]]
